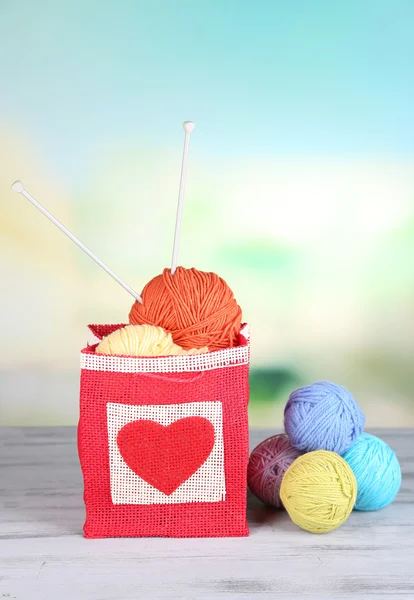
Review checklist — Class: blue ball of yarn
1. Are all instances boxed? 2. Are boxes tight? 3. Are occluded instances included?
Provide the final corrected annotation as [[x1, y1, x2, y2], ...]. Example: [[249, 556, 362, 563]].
[[284, 381, 365, 454], [342, 432, 401, 511]]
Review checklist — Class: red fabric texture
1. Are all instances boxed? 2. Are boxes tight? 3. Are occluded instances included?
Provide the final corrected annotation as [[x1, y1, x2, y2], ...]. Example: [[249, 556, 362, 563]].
[[88, 323, 125, 340], [78, 325, 250, 538], [116, 417, 215, 495]]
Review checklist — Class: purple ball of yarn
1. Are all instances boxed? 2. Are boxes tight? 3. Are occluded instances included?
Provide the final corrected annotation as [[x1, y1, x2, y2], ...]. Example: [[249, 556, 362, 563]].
[[284, 381, 365, 455], [247, 434, 302, 508]]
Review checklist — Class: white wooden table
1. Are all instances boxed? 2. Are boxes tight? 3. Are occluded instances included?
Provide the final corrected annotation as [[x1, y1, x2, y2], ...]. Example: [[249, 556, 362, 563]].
[[1, 428, 413, 600]]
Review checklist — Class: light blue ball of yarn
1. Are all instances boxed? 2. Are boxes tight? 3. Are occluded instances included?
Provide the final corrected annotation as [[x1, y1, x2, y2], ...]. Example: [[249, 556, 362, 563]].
[[284, 381, 365, 454], [342, 432, 402, 511]]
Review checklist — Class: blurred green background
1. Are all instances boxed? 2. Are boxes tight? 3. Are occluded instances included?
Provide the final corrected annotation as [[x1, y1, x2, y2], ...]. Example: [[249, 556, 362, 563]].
[[1, 1, 414, 427]]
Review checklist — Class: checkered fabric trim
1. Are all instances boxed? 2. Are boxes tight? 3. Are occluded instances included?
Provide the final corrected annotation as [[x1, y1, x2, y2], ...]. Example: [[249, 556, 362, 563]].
[[81, 325, 250, 373]]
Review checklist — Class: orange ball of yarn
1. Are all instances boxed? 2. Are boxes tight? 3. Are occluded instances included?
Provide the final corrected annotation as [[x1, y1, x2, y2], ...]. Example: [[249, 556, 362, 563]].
[[129, 267, 242, 351]]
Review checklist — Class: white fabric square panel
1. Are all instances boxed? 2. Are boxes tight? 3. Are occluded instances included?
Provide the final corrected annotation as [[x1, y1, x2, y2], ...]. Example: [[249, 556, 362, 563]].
[[107, 401, 225, 505]]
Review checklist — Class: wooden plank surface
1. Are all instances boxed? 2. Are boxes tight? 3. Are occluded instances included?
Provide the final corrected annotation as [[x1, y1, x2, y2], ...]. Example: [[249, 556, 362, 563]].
[[0, 427, 413, 600]]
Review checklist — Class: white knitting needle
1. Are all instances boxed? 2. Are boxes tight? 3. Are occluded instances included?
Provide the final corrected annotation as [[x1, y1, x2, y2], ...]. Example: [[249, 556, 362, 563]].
[[171, 121, 195, 275], [11, 180, 143, 303]]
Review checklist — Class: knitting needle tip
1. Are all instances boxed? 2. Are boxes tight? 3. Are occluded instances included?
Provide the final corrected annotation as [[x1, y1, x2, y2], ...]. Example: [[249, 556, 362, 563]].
[[183, 121, 195, 133], [11, 180, 25, 193]]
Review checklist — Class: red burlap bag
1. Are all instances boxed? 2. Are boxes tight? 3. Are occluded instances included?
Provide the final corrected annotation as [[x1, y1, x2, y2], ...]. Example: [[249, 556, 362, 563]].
[[78, 324, 250, 538]]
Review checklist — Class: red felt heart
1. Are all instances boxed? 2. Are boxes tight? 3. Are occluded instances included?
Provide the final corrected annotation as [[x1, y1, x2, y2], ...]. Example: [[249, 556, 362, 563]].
[[116, 417, 215, 495]]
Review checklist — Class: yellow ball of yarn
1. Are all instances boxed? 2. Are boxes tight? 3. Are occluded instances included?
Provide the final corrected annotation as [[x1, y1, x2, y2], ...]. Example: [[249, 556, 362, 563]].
[[280, 450, 357, 534], [96, 324, 208, 357]]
